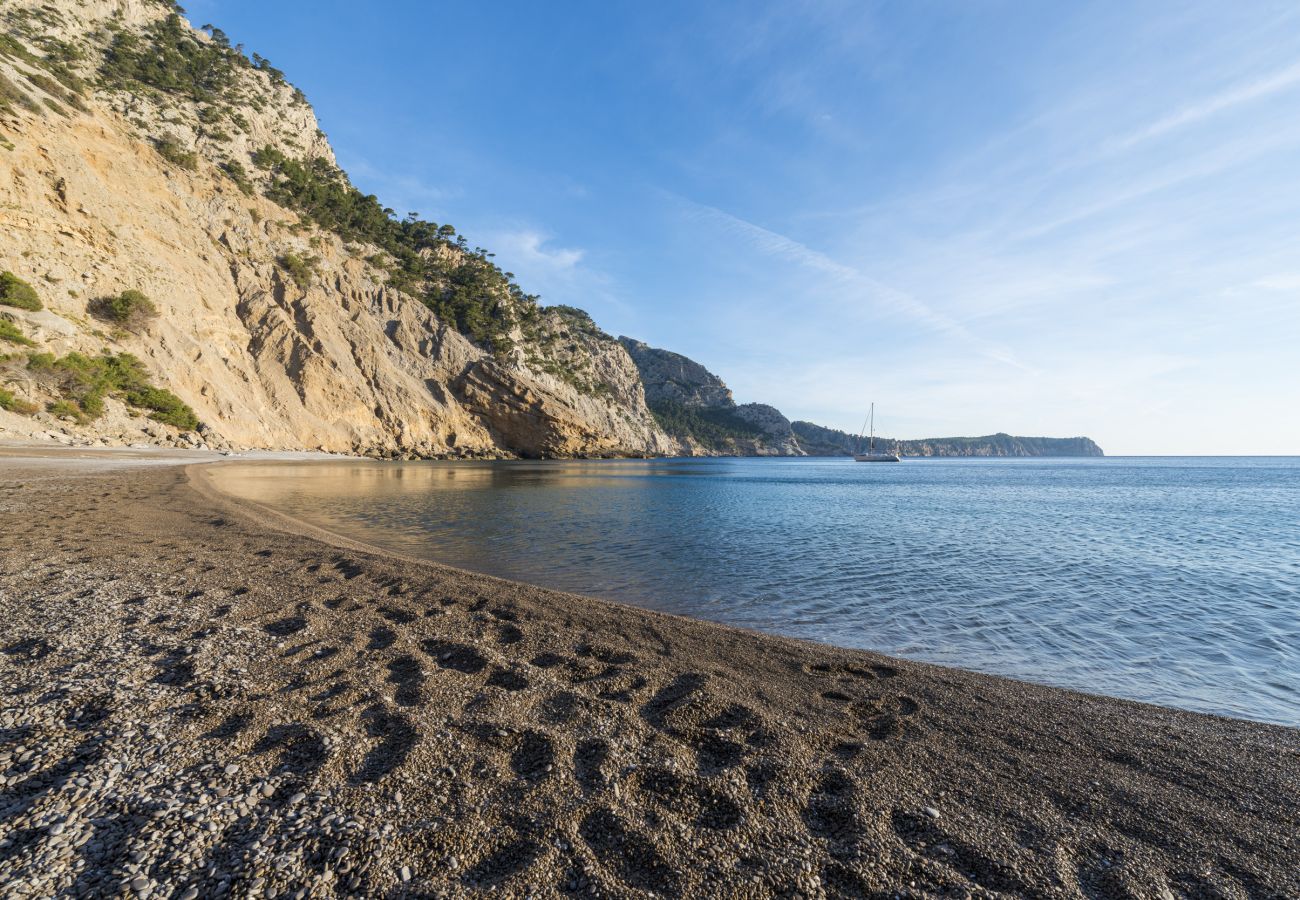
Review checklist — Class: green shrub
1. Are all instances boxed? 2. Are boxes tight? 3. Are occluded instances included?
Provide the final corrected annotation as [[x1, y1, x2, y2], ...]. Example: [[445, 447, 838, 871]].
[[278, 252, 318, 288], [0, 387, 38, 415], [154, 136, 198, 170], [0, 271, 42, 311], [46, 399, 81, 420], [0, 72, 39, 114], [221, 159, 254, 195], [124, 385, 198, 430], [26, 350, 198, 430], [25, 72, 85, 112], [0, 319, 34, 346], [89, 289, 158, 331]]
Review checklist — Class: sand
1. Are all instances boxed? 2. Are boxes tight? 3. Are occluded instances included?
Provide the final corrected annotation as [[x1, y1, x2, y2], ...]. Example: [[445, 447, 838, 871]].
[[0, 447, 1296, 899]]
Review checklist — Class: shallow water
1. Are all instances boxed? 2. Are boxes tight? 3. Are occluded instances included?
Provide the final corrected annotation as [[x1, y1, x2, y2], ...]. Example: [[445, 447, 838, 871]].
[[210, 456, 1300, 726]]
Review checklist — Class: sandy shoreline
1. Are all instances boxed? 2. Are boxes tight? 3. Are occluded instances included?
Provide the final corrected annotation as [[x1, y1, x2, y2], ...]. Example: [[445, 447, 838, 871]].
[[0, 448, 1296, 898]]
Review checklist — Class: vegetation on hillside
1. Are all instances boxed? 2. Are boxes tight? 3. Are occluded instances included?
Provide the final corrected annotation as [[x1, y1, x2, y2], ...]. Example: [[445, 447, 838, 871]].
[[99, 12, 248, 106], [0, 386, 38, 414], [277, 252, 319, 289], [0, 319, 35, 346], [153, 135, 198, 169], [250, 146, 535, 353], [649, 400, 763, 451], [0, 271, 42, 311], [26, 350, 198, 429], [89, 289, 158, 332], [0, 25, 89, 115], [789, 421, 1103, 457], [94, 11, 541, 356], [0, 71, 39, 114], [518, 306, 617, 398]]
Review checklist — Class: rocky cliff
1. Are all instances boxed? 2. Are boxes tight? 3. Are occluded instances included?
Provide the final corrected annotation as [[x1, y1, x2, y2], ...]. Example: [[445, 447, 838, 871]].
[[0, 0, 1098, 461], [0, 0, 673, 457], [617, 337, 735, 409]]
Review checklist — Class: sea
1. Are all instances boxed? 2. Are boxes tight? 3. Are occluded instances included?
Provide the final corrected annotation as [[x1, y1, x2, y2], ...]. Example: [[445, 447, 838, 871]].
[[209, 456, 1300, 727]]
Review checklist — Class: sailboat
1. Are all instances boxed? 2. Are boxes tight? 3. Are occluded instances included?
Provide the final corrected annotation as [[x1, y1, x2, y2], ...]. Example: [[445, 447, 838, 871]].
[[854, 403, 901, 462]]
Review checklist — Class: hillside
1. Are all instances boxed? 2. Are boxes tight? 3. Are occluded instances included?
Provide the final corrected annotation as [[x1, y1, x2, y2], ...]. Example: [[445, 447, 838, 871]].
[[791, 421, 1105, 457], [0, 0, 675, 458], [0, 0, 1097, 460], [618, 337, 803, 456]]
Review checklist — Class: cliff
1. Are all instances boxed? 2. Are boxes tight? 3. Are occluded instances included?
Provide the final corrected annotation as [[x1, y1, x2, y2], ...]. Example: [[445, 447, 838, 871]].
[[618, 337, 803, 456], [0, 0, 672, 457], [791, 421, 1104, 458], [0, 0, 1096, 461]]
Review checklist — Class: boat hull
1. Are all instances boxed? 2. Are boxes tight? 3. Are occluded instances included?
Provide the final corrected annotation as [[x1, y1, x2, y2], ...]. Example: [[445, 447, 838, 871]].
[[854, 454, 900, 462]]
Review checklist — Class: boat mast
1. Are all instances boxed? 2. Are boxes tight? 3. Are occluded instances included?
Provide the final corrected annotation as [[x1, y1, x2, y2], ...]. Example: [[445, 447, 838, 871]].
[[869, 402, 875, 453]]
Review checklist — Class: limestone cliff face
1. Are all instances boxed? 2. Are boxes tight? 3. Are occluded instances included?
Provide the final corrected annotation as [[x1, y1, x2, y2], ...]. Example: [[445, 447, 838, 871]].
[[617, 338, 735, 409], [0, 0, 672, 457]]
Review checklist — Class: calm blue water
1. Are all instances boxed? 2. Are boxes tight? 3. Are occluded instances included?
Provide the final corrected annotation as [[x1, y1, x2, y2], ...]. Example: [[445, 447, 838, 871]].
[[210, 457, 1300, 726]]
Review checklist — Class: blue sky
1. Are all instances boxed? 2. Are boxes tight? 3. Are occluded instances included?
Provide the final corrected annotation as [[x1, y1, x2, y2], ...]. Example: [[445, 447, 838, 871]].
[[187, 0, 1300, 454]]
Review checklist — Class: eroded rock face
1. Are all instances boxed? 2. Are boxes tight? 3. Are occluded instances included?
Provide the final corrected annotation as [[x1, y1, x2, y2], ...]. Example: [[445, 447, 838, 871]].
[[617, 337, 735, 409], [616, 337, 805, 456], [0, 0, 673, 457]]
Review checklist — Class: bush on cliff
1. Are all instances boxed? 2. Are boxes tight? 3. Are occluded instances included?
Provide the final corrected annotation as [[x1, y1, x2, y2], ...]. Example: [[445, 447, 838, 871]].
[[0, 386, 38, 415], [27, 350, 199, 430], [123, 385, 199, 430], [154, 136, 199, 170], [0, 319, 35, 346], [0, 272, 42, 311], [278, 252, 318, 288], [89, 290, 159, 332]]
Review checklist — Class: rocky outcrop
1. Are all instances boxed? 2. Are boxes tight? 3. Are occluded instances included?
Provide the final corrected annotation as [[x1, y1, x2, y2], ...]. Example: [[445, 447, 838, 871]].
[[733, 403, 803, 456], [617, 337, 803, 455], [899, 434, 1104, 458], [617, 337, 734, 409]]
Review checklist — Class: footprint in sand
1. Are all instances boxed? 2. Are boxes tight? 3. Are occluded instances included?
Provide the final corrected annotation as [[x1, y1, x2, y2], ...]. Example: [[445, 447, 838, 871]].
[[421, 639, 487, 674]]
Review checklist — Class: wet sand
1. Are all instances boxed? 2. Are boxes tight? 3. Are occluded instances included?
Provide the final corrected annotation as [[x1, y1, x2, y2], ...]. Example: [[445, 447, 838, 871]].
[[0, 448, 1296, 898]]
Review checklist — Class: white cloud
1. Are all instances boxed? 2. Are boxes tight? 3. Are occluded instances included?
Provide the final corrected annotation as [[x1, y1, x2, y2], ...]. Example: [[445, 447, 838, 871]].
[[490, 230, 585, 273]]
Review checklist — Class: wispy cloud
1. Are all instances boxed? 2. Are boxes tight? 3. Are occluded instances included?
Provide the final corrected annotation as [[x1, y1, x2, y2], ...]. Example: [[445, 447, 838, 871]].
[[671, 194, 1032, 371], [1106, 58, 1300, 152]]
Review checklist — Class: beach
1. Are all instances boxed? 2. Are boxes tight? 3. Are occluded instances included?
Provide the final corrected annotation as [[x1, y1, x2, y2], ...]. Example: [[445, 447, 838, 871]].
[[0, 448, 1296, 898]]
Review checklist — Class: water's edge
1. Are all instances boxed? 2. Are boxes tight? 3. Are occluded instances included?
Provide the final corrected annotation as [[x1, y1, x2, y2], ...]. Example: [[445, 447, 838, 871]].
[[200, 457, 1300, 727]]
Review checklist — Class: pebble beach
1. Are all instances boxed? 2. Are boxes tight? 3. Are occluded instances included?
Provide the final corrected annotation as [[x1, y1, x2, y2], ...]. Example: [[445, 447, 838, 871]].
[[0, 448, 1297, 898]]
